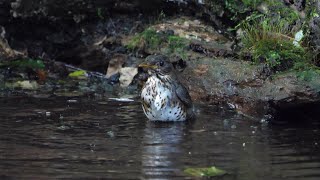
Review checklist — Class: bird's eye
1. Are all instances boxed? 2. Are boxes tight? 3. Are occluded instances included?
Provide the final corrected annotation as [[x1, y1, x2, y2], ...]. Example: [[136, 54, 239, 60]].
[[159, 61, 164, 67]]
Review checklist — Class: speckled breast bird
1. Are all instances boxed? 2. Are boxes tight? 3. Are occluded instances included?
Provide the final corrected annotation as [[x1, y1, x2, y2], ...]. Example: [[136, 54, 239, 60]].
[[139, 55, 194, 121]]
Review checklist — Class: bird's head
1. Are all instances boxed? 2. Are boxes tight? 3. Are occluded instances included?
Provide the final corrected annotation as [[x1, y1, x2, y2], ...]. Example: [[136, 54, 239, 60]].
[[139, 55, 174, 76]]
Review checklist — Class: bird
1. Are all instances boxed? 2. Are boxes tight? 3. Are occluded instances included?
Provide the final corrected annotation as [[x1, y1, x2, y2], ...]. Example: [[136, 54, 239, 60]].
[[139, 55, 194, 121]]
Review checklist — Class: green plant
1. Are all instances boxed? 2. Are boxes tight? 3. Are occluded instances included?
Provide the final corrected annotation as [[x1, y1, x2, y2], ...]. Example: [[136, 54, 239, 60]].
[[168, 36, 186, 51], [167, 36, 188, 59], [126, 29, 189, 59], [127, 29, 163, 50], [266, 0, 300, 24], [241, 0, 263, 8], [0, 59, 45, 70], [241, 17, 308, 71]]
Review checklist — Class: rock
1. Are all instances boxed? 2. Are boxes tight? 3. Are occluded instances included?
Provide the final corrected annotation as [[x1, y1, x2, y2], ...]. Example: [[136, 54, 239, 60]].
[[6, 80, 39, 90], [0, 26, 26, 60], [119, 67, 138, 87], [179, 57, 320, 120], [106, 54, 126, 78]]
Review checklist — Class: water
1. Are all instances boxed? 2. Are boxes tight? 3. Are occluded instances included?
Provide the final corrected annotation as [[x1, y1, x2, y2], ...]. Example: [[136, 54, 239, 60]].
[[1, 96, 320, 179]]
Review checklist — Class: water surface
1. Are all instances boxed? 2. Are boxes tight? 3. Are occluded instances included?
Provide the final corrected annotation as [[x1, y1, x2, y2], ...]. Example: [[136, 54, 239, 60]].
[[1, 97, 320, 179]]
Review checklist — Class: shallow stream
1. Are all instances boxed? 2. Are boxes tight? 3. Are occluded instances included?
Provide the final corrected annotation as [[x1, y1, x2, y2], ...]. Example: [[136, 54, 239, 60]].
[[1, 96, 320, 179]]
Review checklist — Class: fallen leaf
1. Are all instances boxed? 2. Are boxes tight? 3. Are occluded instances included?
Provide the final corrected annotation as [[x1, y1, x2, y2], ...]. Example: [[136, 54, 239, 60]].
[[68, 70, 87, 79], [184, 166, 226, 177]]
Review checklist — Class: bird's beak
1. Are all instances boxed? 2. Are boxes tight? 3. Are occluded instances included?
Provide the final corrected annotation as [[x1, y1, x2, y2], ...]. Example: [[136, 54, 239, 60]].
[[138, 62, 157, 69]]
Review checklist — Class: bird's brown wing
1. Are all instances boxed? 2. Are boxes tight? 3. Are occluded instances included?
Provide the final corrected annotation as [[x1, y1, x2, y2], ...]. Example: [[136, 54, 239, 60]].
[[175, 82, 193, 108]]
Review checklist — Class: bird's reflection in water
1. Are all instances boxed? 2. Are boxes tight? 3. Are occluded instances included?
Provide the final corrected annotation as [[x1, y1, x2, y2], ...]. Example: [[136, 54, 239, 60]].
[[142, 122, 189, 179]]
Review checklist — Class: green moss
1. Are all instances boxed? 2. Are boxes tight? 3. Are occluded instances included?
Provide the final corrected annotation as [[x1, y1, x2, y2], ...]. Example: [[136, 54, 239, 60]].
[[126, 29, 189, 59], [127, 29, 163, 50], [292, 61, 320, 81], [167, 36, 189, 59]]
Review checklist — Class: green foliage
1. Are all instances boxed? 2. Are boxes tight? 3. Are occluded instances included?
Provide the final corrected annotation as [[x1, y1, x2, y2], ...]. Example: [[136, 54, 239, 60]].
[[0, 59, 45, 70], [184, 166, 227, 177], [127, 29, 163, 50], [226, 0, 300, 28], [167, 36, 188, 59], [241, 17, 308, 71], [253, 39, 306, 68], [241, 0, 263, 8], [224, 0, 251, 20], [224, 0, 263, 14], [127, 29, 189, 59], [264, 0, 299, 24]]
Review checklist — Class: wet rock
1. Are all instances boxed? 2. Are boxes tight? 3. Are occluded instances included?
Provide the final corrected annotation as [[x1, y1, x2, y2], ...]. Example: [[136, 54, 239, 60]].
[[106, 54, 126, 78], [309, 15, 320, 63], [119, 67, 138, 87], [5, 80, 39, 90], [179, 57, 320, 120]]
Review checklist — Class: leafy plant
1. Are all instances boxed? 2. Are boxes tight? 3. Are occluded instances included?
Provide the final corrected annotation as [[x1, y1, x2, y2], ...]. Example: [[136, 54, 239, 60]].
[[240, 17, 308, 71]]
